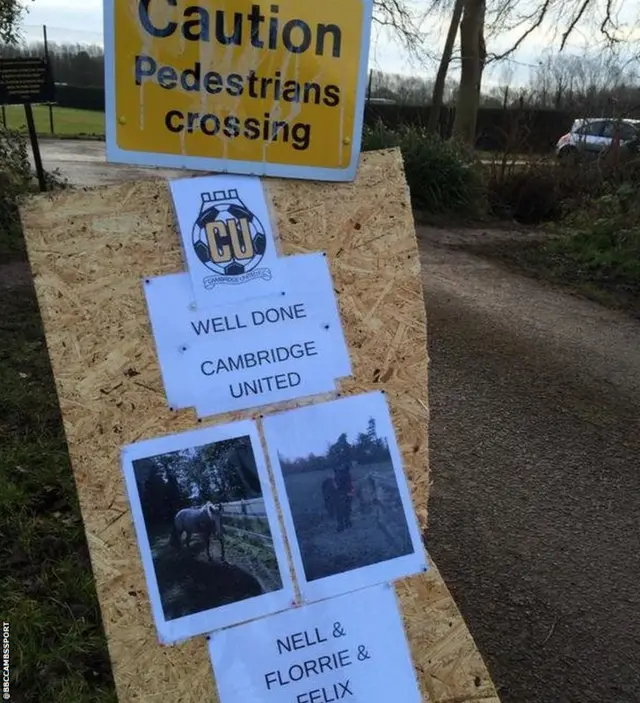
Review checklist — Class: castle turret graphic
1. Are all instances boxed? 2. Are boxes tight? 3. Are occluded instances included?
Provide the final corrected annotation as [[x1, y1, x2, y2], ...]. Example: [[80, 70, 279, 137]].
[[191, 188, 270, 289]]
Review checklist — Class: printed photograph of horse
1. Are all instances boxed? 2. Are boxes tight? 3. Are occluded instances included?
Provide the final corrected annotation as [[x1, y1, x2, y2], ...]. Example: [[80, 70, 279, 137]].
[[129, 433, 284, 623], [264, 392, 423, 588]]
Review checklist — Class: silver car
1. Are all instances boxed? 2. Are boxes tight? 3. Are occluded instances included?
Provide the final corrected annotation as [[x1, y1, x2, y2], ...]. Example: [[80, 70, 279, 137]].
[[555, 118, 640, 159]]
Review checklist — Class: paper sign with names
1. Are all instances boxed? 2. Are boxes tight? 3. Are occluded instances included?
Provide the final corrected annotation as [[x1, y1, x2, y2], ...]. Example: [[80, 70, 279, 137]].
[[209, 584, 422, 703], [169, 173, 285, 310], [143, 252, 351, 416]]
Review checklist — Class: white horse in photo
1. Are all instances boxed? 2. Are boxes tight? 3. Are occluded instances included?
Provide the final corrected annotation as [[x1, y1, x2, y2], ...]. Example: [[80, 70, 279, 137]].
[[170, 501, 225, 563]]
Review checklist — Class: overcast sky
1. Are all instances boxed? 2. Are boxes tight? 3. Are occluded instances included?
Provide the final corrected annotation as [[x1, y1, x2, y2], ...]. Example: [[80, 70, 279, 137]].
[[270, 413, 372, 462], [266, 396, 389, 463], [16, 0, 640, 89]]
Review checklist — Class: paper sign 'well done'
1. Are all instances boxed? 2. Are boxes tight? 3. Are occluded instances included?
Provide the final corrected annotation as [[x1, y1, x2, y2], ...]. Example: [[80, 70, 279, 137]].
[[143, 252, 351, 416]]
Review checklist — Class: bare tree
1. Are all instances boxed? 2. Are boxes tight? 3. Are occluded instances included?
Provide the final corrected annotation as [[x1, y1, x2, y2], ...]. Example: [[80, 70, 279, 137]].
[[427, 0, 465, 132], [527, 48, 640, 114], [451, 0, 486, 143], [449, 0, 638, 145], [369, 69, 434, 103], [528, 53, 572, 108], [495, 63, 515, 107], [395, 74, 433, 103]]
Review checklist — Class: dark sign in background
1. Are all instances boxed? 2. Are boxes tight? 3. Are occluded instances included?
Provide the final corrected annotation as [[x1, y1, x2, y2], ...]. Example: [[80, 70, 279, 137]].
[[0, 56, 55, 192], [0, 57, 55, 106]]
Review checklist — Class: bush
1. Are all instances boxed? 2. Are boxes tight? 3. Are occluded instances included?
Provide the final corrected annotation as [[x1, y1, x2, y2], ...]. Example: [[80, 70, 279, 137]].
[[54, 84, 105, 112], [0, 129, 33, 227], [362, 121, 486, 216], [484, 154, 621, 225], [486, 162, 563, 224], [509, 176, 640, 311]]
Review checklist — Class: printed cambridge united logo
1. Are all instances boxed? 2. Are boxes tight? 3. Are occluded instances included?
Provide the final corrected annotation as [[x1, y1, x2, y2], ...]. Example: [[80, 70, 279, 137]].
[[192, 189, 272, 290]]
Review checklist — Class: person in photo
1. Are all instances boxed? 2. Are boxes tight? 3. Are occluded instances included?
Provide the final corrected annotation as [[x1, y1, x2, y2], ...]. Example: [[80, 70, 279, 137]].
[[322, 460, 355, 532]]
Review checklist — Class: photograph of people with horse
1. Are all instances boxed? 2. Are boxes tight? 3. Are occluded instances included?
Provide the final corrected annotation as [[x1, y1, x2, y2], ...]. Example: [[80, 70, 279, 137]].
[[264, 392, 422, 586], [127, 430, 286, 626]]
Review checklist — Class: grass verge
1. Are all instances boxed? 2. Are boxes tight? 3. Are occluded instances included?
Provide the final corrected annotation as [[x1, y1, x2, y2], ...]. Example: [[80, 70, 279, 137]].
[[0, 277, 116, 701], [2, 105, 105, 138], [472, 232, 640, 319], [0, 218, 26, 264]]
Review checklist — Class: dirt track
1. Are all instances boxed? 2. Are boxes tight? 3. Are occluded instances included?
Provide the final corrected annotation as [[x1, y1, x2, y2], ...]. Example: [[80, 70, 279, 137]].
[[421, 226, 640, 702], [22, 143, 640, 701]]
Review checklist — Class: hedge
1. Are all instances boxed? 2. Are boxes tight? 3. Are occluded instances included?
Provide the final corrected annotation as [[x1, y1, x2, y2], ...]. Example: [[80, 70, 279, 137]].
[[48, 84, 581, 152]]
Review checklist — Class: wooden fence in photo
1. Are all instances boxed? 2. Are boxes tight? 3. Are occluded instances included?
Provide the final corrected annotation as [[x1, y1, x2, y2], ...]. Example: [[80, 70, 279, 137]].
[[220, 497, 273, 546]]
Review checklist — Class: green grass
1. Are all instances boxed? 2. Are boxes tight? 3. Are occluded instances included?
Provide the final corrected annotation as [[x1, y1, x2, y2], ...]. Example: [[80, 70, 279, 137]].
[[2, 105, 105, 137], [0, 265, 117, 701], [473, 230, 640, 318], [0, 214, 26, 264]]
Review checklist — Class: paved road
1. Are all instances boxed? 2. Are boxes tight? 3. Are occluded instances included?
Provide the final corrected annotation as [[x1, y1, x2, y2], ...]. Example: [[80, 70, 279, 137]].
[[34, 140, 535, 186], [36, 139, 196, 186], [421, 228, 640, 703], [30, 143, 640, 701]]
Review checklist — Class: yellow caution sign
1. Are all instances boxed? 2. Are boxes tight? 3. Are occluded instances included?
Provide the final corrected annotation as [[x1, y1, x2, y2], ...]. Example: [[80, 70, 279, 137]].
[[104, 0, 373, 181]]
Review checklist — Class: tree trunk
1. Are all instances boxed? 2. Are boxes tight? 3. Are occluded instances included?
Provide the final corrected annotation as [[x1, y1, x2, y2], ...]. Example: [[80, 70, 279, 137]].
[[451, 0, 486, 146], [426, 0, 465, 135]]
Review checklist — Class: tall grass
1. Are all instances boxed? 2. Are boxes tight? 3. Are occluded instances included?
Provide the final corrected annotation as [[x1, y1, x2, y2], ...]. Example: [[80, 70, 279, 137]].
[[0, 129, 114, 701], [550, 179, 640, 289]]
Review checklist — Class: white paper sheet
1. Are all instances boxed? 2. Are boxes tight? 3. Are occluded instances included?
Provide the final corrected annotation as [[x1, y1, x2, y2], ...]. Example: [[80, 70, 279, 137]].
[[120, 420, 295, 645], [262, 391, 429, 603], [193, 368, 337, 419], [209, 584, 422, 703], [143, 252, 351, 413], [169, 173, 285, 310]]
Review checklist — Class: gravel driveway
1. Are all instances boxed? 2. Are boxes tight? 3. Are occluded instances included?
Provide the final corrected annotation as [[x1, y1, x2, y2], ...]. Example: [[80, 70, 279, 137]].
[[421, 226, 640, 703]]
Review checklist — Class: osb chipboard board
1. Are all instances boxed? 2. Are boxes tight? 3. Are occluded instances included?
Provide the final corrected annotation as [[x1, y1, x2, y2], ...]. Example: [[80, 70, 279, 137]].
[[20, 148, 499, 703]]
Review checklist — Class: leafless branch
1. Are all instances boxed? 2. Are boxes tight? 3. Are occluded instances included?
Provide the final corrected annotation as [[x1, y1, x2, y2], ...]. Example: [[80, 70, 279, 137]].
[[372, 0, 439, 64], [486, 0, 551, 62], [485, 0, 631, 67], [559, 0, 590, 50], [599, 0, 620, 45]]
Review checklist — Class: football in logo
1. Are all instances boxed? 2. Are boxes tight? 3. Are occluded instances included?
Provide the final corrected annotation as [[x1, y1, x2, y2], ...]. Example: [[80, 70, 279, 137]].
[[192, 189, 267, 277]]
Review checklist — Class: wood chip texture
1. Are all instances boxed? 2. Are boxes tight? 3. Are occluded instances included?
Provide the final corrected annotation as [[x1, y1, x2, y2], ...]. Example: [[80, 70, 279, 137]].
[[19, 148, 500, 702]]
